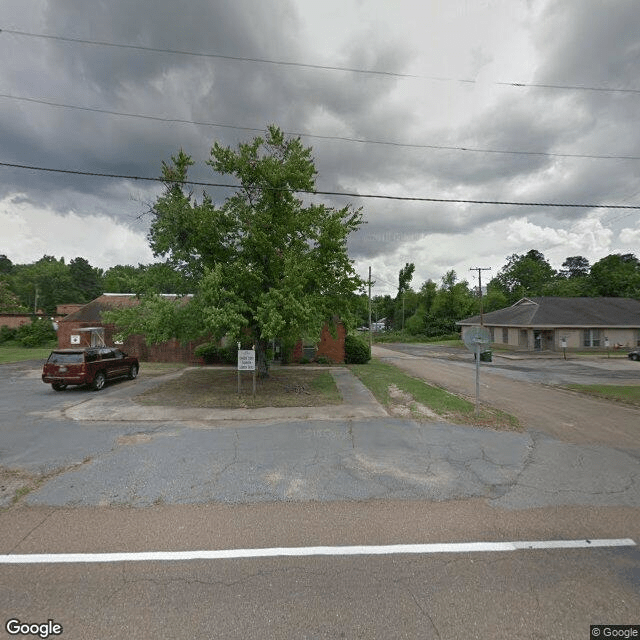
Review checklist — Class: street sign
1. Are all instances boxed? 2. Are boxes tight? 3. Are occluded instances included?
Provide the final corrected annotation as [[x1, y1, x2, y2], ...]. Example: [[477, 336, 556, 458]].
[[463, 326, 491, 352], [237, 349, 255, 371]]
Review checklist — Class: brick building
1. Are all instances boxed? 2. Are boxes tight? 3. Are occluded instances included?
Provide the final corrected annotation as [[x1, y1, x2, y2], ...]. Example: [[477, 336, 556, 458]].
[[57, 293, 346, 363]]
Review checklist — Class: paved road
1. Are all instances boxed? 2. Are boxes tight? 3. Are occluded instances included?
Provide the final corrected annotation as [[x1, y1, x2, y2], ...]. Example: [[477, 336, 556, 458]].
[[1, 359, 639, 639]]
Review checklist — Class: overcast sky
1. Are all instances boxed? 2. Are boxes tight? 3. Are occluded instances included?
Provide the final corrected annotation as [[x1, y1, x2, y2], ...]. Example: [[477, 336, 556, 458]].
[[1, 0, 639, 295]]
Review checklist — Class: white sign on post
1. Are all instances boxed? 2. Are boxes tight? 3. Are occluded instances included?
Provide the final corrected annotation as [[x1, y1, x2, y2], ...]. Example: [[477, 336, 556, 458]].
[[237, 350, 255, 371]]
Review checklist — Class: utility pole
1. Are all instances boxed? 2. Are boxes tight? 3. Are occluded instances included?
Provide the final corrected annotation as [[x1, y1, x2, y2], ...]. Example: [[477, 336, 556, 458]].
[[368, 266, 372, 351], [469, 267, 491, 326]]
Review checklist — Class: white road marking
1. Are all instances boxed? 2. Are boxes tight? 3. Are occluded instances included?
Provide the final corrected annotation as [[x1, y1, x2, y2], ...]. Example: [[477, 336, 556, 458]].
[[0, 539, 635, 564]]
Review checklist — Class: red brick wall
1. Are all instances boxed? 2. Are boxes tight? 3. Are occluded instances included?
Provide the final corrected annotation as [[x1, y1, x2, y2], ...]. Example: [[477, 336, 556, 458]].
[[121, 333, 208, 364], [0, 315, 42, 329], [316, 322, 345, 363], [56, 321, 206, 362], [292, 322, 345, 363], [56, 304, 84, 316], [56, 318, 345, 364]]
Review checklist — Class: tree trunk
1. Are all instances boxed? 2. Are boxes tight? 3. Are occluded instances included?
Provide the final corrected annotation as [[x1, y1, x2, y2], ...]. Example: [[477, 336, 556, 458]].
[[255, 337, 270, 378]]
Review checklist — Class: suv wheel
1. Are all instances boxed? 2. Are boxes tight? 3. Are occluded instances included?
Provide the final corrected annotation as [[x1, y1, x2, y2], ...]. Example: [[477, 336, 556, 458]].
[[51, 382, 67, 391], [128, 364, 138, 379], [92, 371, 106, 391]]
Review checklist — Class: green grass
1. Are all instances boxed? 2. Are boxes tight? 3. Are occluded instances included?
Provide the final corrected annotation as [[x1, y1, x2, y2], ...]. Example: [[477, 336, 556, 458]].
[[0, 340, 57, 364], [373, 331, 463, 346], [349, 359, 519, 429], [139, 362, 189, 376], [565, 384, 640, 406], [136, 368, 342, 408]]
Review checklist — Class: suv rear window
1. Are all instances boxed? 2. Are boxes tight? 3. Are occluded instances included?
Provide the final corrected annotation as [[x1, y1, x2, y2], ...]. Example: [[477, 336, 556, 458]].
[[47, 352, 84, 364]]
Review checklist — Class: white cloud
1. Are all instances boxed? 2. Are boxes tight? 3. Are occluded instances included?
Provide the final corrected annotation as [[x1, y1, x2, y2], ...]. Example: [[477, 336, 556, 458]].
[[618, 223, 640, 247], [506, 214, 613, 260], [0, 195, 154, 268]]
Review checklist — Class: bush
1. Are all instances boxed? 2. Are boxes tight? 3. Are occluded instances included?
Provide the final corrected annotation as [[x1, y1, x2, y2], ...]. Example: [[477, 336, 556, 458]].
[[0, 325, 17, 344], [345, 334, 371, 364], [194, 342, 237, 364], [16, 318, 57, 347]]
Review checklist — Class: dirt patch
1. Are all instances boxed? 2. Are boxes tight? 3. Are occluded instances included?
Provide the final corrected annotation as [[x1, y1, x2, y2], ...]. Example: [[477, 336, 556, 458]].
[[135, 368, 343, 409], [0, 468, 38, 508], [387, 384, 439, 420]]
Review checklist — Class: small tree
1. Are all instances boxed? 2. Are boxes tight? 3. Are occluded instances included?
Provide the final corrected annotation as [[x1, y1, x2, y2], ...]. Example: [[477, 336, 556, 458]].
[[108, 126, 364, 375]]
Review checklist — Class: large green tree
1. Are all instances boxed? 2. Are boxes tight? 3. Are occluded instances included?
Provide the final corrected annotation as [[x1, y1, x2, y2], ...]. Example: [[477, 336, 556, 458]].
[[11, 256, 76, 314], [108, 126, 364, 374], [589, 253, 640, 297], [68, 257, 103, 303], [490, 249, 557, 303]]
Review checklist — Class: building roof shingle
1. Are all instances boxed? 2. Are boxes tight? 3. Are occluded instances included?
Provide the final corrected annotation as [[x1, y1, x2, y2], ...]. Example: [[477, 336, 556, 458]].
[[458, 297, 640, 328]]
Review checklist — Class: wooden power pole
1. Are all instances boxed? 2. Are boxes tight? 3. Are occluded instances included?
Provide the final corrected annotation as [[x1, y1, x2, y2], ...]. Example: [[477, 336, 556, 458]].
[[469, 267, 491, 326]]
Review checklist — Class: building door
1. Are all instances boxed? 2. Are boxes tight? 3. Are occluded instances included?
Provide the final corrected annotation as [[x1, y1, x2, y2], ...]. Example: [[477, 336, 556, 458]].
[[519, 329, 528, 348], [543, 330, 554, 350], [534, 331, 542, 350]]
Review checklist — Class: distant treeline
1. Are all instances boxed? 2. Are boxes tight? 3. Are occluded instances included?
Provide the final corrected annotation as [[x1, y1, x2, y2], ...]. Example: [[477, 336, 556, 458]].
[[0, 255, 194, 315], [355, 250, 640, 336], [1, 251, 639, 340]]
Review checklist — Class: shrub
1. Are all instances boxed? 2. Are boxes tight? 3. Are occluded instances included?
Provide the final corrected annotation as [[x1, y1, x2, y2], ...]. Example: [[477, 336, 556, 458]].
[[194, 342, 237, 364], [314, 355, 333, 365], [345, 334, 371, 364], [15, 318, 56, 347], [0, 325, 17, 344]]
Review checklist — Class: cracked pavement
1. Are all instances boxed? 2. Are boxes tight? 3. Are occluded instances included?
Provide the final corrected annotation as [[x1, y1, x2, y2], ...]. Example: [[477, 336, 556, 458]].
[[1, 359, 638, 511], [2, 357, 639, 639]]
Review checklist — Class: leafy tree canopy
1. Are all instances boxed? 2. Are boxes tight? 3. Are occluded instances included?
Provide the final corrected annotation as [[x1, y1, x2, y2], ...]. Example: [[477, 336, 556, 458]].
[[589, 253, 640, 297], [108, 126, 365, 374], [559, 255, 590, 279], [491, 249, 557, 303], [397, 262, 415, 297]]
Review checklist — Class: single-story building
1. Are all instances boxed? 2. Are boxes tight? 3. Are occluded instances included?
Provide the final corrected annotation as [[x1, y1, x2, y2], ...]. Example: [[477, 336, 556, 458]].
[[0, 304, 74, 330], [457, 297, 640, 351], [56, 293, 346, 363]]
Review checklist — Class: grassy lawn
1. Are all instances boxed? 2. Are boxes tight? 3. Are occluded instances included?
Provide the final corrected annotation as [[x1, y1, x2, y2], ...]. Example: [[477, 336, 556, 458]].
[[565, 384, 640, 406], [373, 331, 463, 347], [350, 359, 519, 430], [0, 341, 57, 364], [136, 367, 342, 408], [138, 362, 189, 376]]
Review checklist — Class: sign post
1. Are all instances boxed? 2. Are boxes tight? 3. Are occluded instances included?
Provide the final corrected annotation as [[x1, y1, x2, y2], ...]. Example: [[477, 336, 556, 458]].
[[462, 326, 491, 416], [475, 339, 481, 415]]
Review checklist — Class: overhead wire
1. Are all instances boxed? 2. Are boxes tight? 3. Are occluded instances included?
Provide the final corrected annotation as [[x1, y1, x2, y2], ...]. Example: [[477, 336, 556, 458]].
[[2, 27, 640, 95], [1, 92, 639, 162], [1, 160, 639, 210]]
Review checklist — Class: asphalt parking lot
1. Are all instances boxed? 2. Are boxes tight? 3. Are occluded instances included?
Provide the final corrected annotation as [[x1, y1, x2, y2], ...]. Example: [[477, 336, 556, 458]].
[[1, 356, 639, 638]]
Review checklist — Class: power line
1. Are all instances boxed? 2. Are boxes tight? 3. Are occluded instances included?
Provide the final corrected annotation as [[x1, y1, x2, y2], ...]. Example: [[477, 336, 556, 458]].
[[2, 160, 639, 210], [2, 92, 639, 162], [2, 28, 640, 96]]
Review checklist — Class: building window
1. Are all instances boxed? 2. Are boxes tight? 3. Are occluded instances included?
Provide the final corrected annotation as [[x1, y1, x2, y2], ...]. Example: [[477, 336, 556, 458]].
[[583, 329, 602, 347], [502, 328, 508, 343], [489, 327, 494, 342]]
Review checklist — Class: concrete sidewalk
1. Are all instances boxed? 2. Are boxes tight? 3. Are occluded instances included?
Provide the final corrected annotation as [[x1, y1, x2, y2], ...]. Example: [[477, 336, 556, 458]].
[[63, 366, 388, 424]]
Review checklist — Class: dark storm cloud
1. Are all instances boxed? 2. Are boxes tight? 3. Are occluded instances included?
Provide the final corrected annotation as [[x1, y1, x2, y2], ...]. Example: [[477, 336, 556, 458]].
[[1, 0, 639, 273]]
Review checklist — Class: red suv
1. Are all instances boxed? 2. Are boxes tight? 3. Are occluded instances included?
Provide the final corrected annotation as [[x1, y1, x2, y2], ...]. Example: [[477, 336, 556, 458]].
[[42, 348, 139, 391]]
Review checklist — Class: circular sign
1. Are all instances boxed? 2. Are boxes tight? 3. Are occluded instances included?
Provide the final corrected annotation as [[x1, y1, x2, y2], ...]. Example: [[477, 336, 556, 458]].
[[463, 326, 491, 352]]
